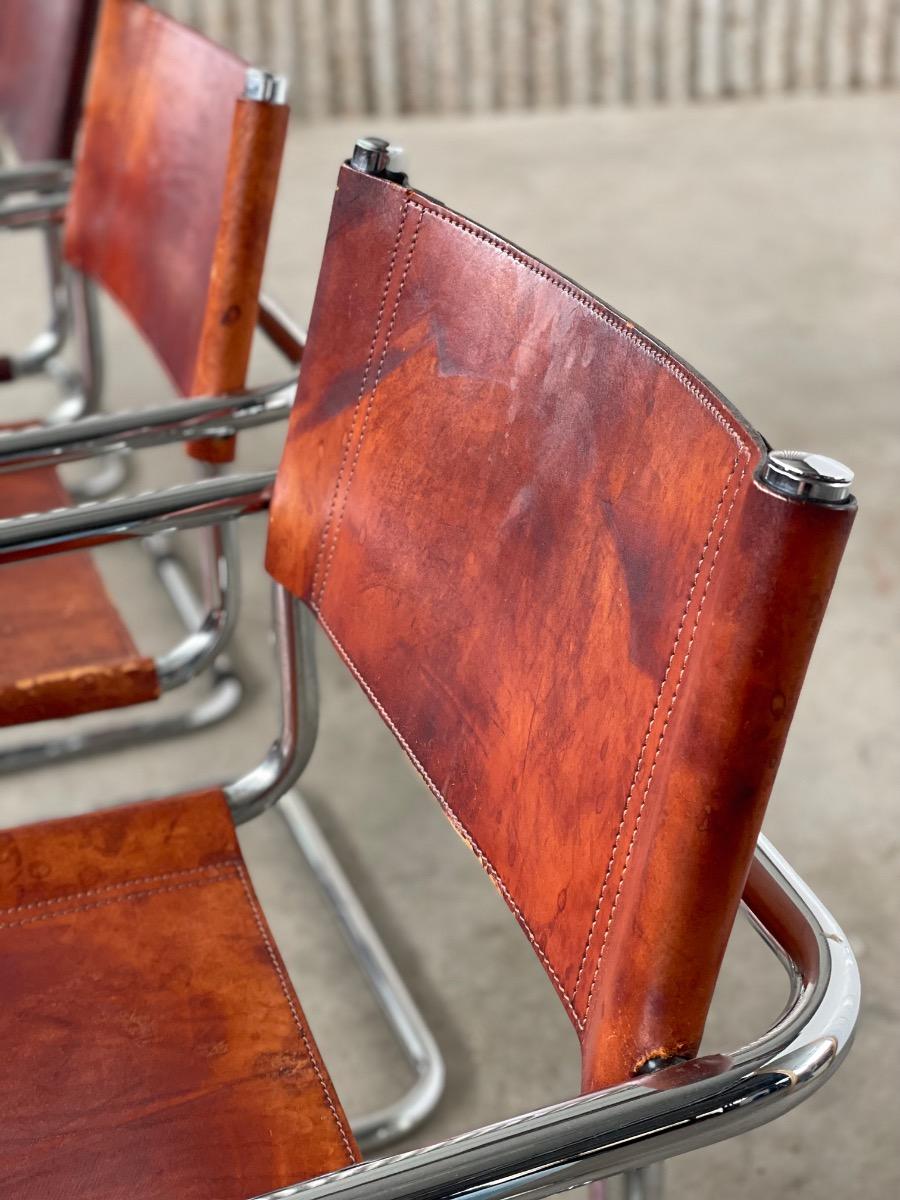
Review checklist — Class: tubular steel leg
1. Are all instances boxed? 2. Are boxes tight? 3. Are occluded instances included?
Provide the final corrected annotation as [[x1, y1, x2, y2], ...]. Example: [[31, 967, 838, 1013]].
[[278, 788, 446, 1152], [622, 1164, 664, 1200], [53, 268, 131, 500]]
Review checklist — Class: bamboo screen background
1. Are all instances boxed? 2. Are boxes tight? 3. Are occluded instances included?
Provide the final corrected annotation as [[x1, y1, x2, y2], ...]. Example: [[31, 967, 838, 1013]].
[[153, 0, 900, 120]]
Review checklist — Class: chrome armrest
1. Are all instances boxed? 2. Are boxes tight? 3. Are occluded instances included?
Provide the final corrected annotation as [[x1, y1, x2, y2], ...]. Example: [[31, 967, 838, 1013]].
[[257, 292, 306, 365], [0, 378, 296, 472], [0, 191, 68, 230], [0, 470, 275, 563], [248, 836, 858, 1200], [0, 161, 72, 199]]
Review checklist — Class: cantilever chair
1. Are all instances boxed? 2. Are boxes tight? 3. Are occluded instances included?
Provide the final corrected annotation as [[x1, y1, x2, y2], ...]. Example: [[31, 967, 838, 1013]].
[[0, 141, 859, 1198], [0, 0, 297, 767]]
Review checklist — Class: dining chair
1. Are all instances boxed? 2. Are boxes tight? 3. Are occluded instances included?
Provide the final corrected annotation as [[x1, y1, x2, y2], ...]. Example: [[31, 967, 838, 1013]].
[[0, 138, 859, 1198]]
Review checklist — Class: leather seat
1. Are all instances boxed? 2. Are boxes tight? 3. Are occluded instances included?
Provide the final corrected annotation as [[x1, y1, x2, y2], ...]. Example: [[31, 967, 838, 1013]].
[[0, 462, 159, 725], [0, 790, 358, 1199]]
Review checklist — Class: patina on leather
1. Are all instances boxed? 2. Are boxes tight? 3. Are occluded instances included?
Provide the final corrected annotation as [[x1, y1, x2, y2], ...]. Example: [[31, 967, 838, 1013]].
[[63, 0, 287, 461], [0, 791, 359, 1198], [0, 0, 99, 162], [266, 164, 855, 1090], [0, 452, 158, 725]]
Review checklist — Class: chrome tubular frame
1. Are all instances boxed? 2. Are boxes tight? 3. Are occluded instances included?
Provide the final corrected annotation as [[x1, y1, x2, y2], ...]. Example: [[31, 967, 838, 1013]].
[[1, 221, 69, 381], [0, 482, 446, 1145], [242, 834, 857, 1200], [0, 160, 72, 198], [0, 191, 67, 230], [278, 789, 446, 1152], [225, 582, 319, 823], [0, 378, 297, 472], [0, 172, 126, 497], [0, 472, 275, 559]]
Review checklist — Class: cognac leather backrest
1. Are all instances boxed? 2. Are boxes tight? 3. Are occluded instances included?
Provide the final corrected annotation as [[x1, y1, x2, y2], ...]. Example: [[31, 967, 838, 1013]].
[[266, 165, 855, 1092], [64, 0, 288, 460], [0, 0, 99, 162]]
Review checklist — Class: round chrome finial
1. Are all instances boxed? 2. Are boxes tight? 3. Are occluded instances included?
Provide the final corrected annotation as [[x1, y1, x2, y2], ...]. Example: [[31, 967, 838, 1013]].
[[243, 69, 288, 104], [350, 136, 391, 176], [761, 450, 854, 504]]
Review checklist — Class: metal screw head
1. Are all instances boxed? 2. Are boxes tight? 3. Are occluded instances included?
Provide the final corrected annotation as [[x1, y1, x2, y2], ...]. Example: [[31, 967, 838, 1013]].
[[350, 136, 391, 176], [760, 450, 854, 504], [243, 69, 288, 104]]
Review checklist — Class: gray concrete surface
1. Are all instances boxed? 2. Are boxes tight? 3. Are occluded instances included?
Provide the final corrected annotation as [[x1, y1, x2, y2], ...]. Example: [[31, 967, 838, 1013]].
[[1, 93, 898, 1196]]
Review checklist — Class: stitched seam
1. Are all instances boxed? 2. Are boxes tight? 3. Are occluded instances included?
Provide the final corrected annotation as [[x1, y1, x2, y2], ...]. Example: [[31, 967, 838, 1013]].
[[311, 200, 411, 605], [317, 205, 424, 606], [311, 603, 580, 1025], [308, 193, 752, 1029], [407, 197, 752, 1023], [235, 866, 356, 1162], [408, 198, 749, 457], [571, 457, 740, 1009], [0, 869, 239, 933], [581, 462, 748, 1026], [0, 863, 355, 1160], [0, 861, 242, 918]]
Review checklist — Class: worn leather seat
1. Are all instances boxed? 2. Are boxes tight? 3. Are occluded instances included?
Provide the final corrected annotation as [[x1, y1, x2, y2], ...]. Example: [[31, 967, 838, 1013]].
[[0, 791, 359, 1199], [0, 463, 158, 725]]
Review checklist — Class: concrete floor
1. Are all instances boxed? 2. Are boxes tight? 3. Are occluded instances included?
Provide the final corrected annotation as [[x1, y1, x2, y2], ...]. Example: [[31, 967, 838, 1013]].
[[1, 93, 898, 1196]]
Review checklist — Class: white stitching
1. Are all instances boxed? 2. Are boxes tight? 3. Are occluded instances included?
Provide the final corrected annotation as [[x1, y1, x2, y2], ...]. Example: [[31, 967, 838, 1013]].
[[235, 866, 356, 1161], [571, 457, 740, 1010], [0, 861, 240, 918], [408, 199, 750, 459], [312, 199, 411, 605], [581, 462, 748, 1024], [0, 867, 239, 932]]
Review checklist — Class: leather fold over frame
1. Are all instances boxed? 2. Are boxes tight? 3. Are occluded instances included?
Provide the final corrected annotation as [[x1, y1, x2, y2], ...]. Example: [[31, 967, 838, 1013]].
[[0, 456, 158, 726], [266, 165, 855, 1091], [0, 791, 360, 1199], [187, 93, 289, 462]]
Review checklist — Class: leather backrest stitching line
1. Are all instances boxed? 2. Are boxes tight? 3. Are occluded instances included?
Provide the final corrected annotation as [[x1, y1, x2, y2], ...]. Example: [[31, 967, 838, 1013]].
[[317, 205, 424, 607], [235, 865, 357, 1162], [407, 197, 750, 460], [311, 198, 412, 605], [571, 456, 740, 1007], [582, 462, 748, 1025]]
